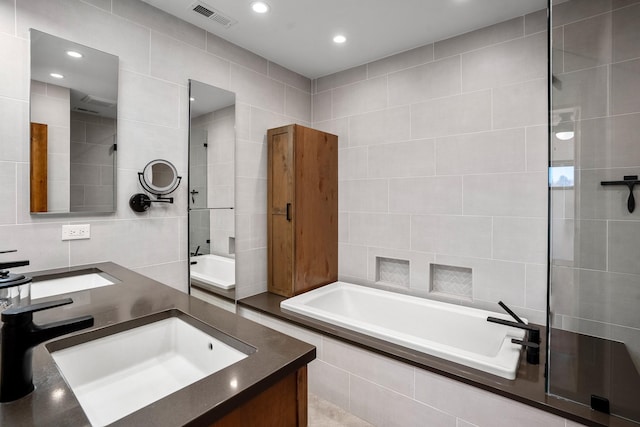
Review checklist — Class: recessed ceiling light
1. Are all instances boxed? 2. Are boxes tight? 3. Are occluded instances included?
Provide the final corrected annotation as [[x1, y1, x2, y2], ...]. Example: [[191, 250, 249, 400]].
[[66, 50, 83, 58], [333, 35, 346, 44], [190, 97, 195, 102], [251, 1, 270, 13], [50, 73, 64, 79]]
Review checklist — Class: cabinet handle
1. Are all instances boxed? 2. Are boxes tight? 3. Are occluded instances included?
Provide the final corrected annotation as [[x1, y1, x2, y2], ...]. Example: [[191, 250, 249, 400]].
[[286, 203, 292, 221]]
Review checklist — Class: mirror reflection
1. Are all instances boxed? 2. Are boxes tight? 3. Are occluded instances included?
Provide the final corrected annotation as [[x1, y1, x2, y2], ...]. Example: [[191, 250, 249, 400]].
[[141, 159, 180, 195], [29, 29, 118, 214], [188, 80, 236, 302], [151, 163, 174, 188]]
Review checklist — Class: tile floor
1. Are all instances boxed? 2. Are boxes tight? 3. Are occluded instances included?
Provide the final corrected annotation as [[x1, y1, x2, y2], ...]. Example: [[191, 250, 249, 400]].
[[308, 393, 373, 426]]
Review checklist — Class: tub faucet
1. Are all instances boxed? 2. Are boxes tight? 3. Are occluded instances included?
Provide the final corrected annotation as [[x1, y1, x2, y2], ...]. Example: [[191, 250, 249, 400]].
[[0, 298, 94, 402], [486, 301, 540, 365], [191, 246, 201, 257]]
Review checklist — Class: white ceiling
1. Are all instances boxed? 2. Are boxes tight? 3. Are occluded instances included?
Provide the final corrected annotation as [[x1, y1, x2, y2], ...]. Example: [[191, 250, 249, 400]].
[[141, 0, 547, 79]]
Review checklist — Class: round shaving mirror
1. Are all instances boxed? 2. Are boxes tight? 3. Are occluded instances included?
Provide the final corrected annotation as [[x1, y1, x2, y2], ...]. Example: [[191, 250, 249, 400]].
[[129, 160, 181, 212], [142, 159, 180, 195]]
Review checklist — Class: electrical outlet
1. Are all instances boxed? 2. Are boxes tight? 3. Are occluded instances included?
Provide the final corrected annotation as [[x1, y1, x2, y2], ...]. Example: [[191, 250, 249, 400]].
[[61, 224, 91, 241]]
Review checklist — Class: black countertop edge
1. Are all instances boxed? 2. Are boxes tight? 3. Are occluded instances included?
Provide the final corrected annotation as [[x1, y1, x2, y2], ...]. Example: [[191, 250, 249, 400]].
[[0, 262, 316, 427], [238, 292, 640, 427]]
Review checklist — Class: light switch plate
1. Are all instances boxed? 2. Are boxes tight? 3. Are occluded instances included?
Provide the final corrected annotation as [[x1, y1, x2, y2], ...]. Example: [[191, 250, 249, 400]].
[[62, 224, 91, 240]]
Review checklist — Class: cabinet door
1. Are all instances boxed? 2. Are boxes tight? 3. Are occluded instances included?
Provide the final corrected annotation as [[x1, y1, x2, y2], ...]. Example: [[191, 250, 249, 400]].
[[268, 127, 294, 296], [294, 126, 338, 293]]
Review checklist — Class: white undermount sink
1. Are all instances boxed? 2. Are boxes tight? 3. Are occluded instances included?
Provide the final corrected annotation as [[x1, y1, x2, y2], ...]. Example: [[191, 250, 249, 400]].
[[31, 270, 118, 299], [47, 310, 253, 426]]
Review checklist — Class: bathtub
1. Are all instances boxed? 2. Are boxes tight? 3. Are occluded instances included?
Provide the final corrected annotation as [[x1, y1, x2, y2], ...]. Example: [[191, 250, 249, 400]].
[[189, 254, 235, 290], [280, 282, 527, 380]]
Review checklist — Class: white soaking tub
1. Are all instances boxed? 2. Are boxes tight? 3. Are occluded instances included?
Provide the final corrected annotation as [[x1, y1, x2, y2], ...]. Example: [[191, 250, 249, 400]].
[[280, 282, 527, 379], [190, 254, 235, 290]]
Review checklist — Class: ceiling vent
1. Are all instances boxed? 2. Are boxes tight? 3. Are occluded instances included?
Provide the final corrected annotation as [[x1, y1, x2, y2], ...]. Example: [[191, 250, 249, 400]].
[[72, 107, 101, 115], [80, 95, 116, 109], [190, 1, 237, 28]]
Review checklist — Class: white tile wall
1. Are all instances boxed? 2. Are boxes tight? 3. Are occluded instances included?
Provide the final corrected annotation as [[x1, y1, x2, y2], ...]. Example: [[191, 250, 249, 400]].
[[332, 76, 387, 118], [0, 0, 310, 295], [410, 90, 493, 138], [461, 32, 547, 92], [367, 44, 434, 78], [387, 55, 461, 106], [435, 129, 526, 175], [434, 17, 524, 59], [389, 176, 463, 215], [0, 97, 29, 163], [0, 162, 17, 225], [311, 12, 549, 320], [349, 106, 411, 146], [368, 139, 435, 178]]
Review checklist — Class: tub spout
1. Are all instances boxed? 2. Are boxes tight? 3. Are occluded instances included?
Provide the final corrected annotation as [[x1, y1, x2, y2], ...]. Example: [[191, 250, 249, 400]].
[[487, 301, 540, 365], [0, 298, 94, 402]]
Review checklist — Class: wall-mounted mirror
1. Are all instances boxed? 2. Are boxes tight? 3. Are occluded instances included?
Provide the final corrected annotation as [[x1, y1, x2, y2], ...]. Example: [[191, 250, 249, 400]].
[[30, 29, 118, 214], [188, 80, 236, 302]]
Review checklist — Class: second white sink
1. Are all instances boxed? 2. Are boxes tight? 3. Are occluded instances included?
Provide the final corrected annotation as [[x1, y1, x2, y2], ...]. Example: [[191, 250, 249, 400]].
[[31, 271, 118, 299], [48, 311, 253, 426]]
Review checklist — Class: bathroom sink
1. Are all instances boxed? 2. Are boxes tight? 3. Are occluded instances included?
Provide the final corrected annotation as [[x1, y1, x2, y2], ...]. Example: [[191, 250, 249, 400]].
[[46, 310, 254, 426], [31, 269, 119, 299]]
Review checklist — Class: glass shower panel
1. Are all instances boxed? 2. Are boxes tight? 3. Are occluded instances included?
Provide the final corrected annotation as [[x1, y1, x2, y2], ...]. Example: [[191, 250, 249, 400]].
[[189, 209, 211, 257], [548, 0, 640, 422], [189, 127, 208, 209]]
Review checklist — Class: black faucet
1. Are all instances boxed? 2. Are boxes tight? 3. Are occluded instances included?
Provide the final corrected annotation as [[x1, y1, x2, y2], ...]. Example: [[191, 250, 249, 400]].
[[0, 259, 32, 289], [190, 245, 201, 257], [0, 298, 94, 402], [487, 301, 540, 365]]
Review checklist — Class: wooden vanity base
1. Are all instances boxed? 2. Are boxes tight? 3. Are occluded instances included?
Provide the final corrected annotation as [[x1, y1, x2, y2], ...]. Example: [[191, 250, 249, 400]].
[[212, 367, 308, 426]]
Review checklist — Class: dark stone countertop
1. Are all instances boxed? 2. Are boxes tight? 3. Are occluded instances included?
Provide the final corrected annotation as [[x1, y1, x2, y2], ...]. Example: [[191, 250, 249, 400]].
[[238, 291, 640, 427], [0, 263, 315, 427]]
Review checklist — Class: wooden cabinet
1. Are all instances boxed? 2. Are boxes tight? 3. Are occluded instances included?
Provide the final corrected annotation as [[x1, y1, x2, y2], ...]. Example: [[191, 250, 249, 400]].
[[212, 367, 308, 427], [267, 124, 338, 297]]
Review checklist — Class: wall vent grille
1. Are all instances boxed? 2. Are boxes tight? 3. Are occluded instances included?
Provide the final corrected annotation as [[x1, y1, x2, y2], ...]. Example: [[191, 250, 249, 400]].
[[192, 4, 214, 17], [72, 107, 100, 115], [190, 2, 237, 28], [80, 95, 116, 108]]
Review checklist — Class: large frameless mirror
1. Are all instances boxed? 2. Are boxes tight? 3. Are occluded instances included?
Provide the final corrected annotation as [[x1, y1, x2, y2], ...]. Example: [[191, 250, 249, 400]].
[[29, 29, 118, 214], [188, 80, 236, 303]]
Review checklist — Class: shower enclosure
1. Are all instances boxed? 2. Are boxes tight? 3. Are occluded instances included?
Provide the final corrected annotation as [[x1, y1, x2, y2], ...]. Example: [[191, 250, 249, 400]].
[[548, 0, 640, 422]]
